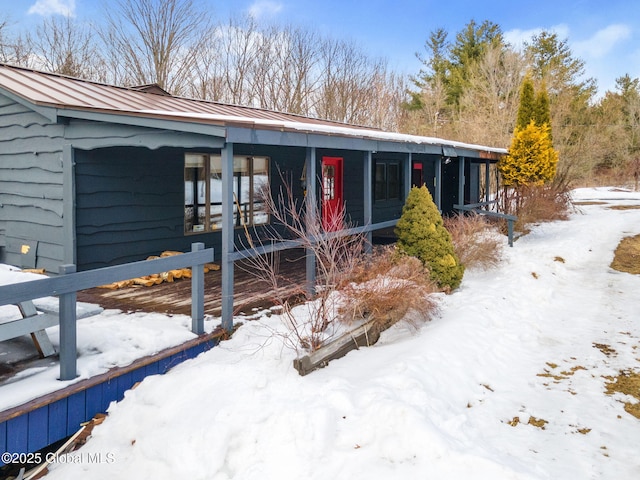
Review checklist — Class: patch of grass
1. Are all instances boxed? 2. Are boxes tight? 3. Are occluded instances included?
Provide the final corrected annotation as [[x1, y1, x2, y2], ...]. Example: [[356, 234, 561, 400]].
[[594, 343, 617, 357], [610, 234, 640, 274], [528, 417, 548, 429], [572, 201, 608, 206], [444, 213, 503, 270], [604, 370, 640, 419], [554, 256, 565, 263]]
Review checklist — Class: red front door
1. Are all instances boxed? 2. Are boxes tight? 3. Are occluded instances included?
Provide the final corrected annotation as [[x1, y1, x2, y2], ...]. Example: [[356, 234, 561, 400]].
[[321, 156, 344, 231]]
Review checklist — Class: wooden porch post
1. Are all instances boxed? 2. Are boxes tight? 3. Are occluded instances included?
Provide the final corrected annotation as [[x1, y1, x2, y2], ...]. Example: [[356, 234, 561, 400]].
[[458, 156, 466, 207], [58, 264, 78, 380], [191, 242, 205, 335], [62, 144, 76, 266], [363, 151, 372, 253], [435, 157, 442, 210], [221, 143, 234, 332], [404, 153, 412, 199], [485, 160, 491, 203], [305, 147, 317, 296]]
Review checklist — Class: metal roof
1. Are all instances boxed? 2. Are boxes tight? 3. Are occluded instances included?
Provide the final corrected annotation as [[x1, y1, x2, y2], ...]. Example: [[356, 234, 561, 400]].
[[0, 63, 507, 156]]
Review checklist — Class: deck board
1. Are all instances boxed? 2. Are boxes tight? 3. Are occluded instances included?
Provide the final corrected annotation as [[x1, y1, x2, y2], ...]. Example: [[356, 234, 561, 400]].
[[76, 249, 308, 317]]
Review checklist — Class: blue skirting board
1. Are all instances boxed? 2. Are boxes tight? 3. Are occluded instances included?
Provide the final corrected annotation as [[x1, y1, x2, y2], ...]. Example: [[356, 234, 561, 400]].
[[0, 331, 221, 466]]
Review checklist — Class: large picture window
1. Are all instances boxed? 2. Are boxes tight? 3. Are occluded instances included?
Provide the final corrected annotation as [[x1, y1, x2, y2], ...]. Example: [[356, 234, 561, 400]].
[[374, 161, 401, 201], [184, 153, 269, 234]]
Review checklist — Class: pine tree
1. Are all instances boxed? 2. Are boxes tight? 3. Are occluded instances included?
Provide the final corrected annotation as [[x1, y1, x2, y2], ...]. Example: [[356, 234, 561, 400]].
[[395, 185, 464, 290]]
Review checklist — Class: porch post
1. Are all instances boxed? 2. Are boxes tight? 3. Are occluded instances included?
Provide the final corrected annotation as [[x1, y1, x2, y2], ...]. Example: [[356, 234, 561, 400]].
[[305, 147, 317, 296], [435, 157, 442, 211], [221, 143, 234, 332], [404, 153, 412, 198], [58, 264, 77, 381], [458, 156, 466, 207], [363, 151, 373, 253], [62, 144, 76, 265], [191, 242, 205, 335], [485, 160, 491, 204]]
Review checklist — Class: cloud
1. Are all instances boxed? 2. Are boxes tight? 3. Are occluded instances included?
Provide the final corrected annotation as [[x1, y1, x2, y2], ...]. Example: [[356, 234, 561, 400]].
[[28, 0, 76, 17], [248, 1, 283, 19], [573, 24, 632, 59], [504, 24, 571, 50]]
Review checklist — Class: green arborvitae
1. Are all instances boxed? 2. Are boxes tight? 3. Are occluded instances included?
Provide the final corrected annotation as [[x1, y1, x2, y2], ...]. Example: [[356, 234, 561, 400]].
[[516, 75, 536, 129], [395, 185, 464, 290], [534, 81, 552, 142]]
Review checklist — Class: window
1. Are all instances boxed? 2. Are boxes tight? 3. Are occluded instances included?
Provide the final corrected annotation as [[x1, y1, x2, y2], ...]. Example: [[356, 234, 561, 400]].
[[184, 153, 269, 234], [374, 161, 401, 201]]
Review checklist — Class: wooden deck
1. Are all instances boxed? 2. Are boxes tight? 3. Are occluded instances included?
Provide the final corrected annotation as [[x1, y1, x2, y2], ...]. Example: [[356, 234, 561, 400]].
[[76, 248, 308, 318]]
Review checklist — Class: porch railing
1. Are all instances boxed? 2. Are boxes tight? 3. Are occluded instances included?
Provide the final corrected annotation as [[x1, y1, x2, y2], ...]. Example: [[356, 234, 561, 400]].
[[0, 243, 213, 381], [454, 202, 518, 247]]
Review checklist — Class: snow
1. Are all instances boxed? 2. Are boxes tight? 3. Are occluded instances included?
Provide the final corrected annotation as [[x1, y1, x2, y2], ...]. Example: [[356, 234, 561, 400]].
[[3, 187, 640, 479]]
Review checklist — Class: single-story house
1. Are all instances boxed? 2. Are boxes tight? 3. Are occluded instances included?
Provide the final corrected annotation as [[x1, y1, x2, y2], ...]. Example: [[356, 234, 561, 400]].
[[0, 63, 505, 280]]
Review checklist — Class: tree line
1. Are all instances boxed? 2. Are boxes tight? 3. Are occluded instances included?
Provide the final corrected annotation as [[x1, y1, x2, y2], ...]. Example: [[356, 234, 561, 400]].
[[0, 0, 638, 185]]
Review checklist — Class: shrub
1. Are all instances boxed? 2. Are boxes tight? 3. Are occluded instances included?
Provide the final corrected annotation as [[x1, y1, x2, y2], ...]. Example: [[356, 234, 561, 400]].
[[339, 247, 439, 333], [444, 213, 502, 270], [395, 185, 464, 290]]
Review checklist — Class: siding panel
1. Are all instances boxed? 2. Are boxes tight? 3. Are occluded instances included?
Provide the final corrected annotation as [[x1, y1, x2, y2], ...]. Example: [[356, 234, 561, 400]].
[[0, 94, 65, 269]]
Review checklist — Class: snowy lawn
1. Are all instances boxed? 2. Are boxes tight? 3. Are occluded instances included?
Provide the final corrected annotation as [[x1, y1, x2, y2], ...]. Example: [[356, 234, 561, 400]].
[[9, 187, 640, 479]]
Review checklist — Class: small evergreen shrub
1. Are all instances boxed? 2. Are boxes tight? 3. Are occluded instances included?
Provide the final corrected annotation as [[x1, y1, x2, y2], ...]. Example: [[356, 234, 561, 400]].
[[395, 185, 464, 291]]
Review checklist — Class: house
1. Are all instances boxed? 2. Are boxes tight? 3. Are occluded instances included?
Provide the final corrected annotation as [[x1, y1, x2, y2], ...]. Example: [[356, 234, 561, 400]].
[[0, 63, 505, 289]]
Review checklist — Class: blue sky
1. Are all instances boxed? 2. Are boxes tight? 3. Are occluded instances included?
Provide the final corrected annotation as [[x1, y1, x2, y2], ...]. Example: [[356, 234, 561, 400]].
[[3, 0, 639, 97]]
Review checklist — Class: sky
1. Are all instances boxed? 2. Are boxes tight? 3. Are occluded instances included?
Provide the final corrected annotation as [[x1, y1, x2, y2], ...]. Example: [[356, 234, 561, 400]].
[[2, 185, 639, 478], [2, 0, 639, 97]]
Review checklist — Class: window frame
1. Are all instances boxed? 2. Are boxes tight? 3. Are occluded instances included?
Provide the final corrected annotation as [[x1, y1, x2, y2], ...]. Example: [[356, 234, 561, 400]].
[[184, 153, 270, 235], [374, 160, 401, 202]]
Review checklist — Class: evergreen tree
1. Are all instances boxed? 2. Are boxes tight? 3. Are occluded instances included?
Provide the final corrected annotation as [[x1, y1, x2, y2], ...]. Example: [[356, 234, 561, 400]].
[[395, 186, 464, 290], [516, 75, 536, 130], [534, 80, 552, 141], [499, 121, 558, 186]]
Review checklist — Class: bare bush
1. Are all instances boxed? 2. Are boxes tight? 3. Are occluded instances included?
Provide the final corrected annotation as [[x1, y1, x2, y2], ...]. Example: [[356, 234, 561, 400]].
[[238, 176, 367, 352], [444, 213, 503, 270], [339, 247, 439, 334]]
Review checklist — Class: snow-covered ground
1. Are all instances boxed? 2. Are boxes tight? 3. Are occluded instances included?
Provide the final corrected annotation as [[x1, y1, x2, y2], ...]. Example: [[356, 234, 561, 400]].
[[4, 187, 640, 479]]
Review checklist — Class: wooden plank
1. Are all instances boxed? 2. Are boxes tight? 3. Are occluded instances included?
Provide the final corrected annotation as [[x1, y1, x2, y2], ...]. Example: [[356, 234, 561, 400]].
[[47, 399, 67, 445], [6, 414, 28, 453], [0, 420, 6, 456], [145, 361, 160, 377], [0, 314, 59, 342], [85, 385, 103, 420], [67, 391, 86, 436], [116, 372, 133, 400], [293, 318, 383, 376], [27, 407, 48, 452], [102, 380, 118, 413]]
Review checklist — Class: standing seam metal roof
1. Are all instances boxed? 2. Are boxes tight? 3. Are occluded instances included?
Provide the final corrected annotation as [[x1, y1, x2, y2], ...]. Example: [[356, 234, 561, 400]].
[[0, 63, 357, 128], [0, 63, 507, 155]]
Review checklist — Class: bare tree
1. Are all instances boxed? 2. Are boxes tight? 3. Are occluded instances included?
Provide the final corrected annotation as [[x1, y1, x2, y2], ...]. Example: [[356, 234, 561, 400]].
[[455, 43, 525, 146], [0, 17, 35, 67], [31, 16, 106, 79], [238, 173, 367, 352], [101, 0, 212, 94]]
